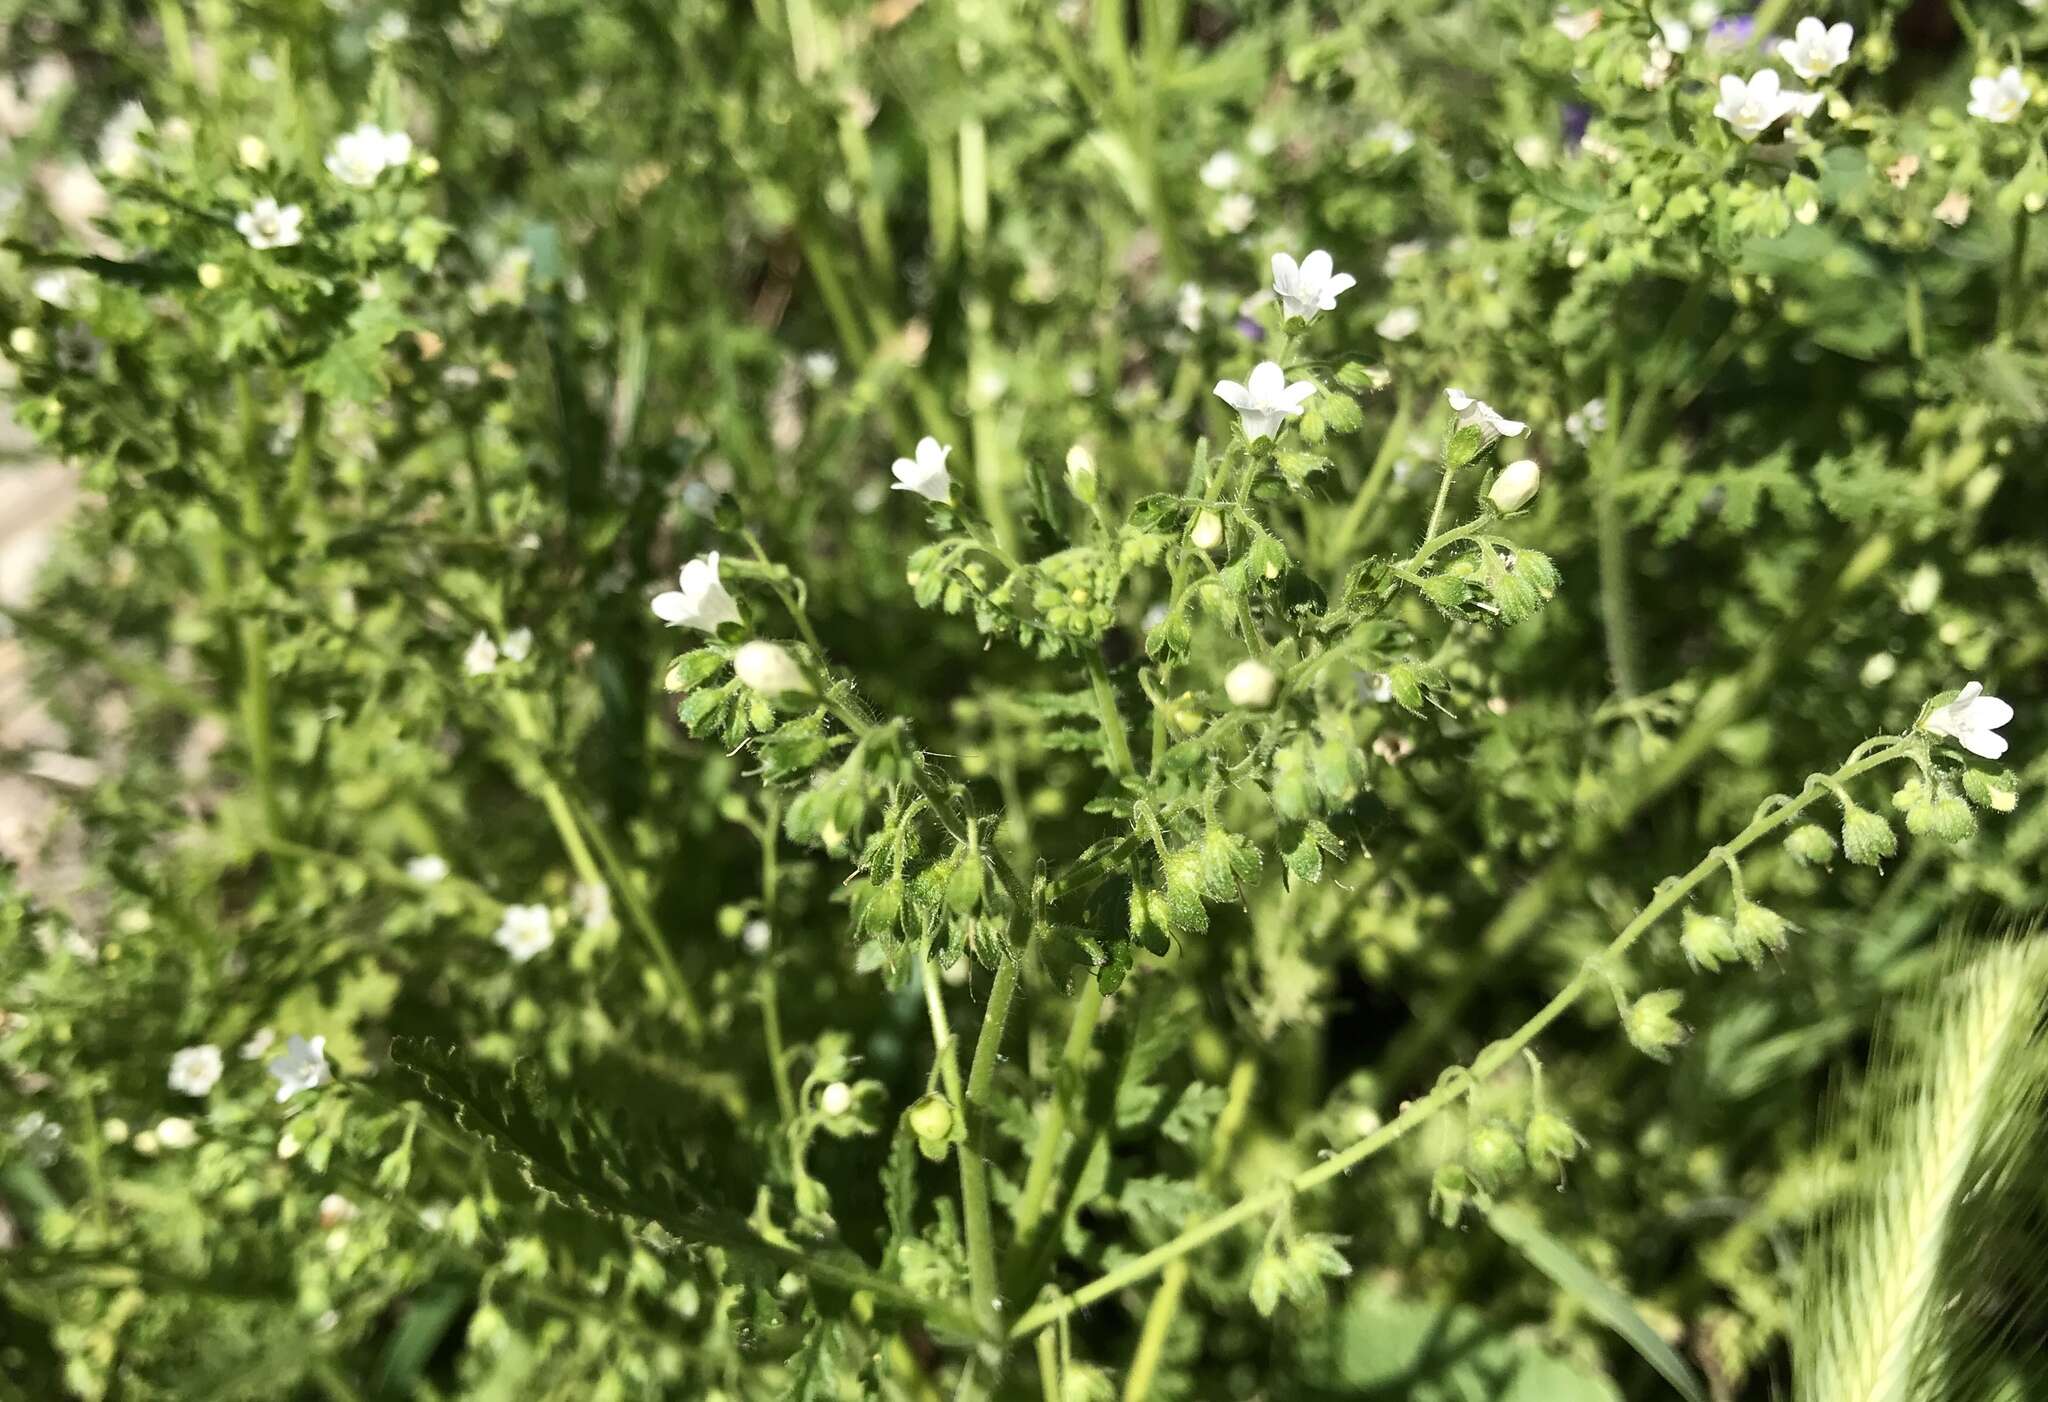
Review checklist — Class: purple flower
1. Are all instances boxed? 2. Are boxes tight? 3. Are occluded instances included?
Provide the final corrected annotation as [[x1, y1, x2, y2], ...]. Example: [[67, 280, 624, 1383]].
[[1560, 103, 1590, 151], [1235, 315, 1267, 343], [1707, 16, 1757, 50]]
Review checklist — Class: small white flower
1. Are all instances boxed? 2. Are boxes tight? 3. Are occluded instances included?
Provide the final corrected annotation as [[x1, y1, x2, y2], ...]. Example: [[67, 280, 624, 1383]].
[[155, 1117, 198, 1150], [1369, 120, 1416, 156], [1714, 70, 1822, 141], [1968, 67, 2030, 125], [1489, 459, 1543, 513], [494, 904, 554, 963], [31, 271, 76, 308], [733, 641, 812, 696], [499, 627, 532, 664], [168, 1044, 223, 1097], [1270, 249, 1357, 322], [819, 1081, 854, 1116], [240, 1027, 276, 1061], [1924, 682, 2014, 760], [1214, 360, 1318, 441], [406, 854, 450, 884], [1658, 17, 1693, 53], [890, 436, 953, 504], [1224, 659, 1279, 710], [98, 101, 151, 176], [319, 1193, 359, 1228], [801, 350, 838, 384], [1376, 306, 1421, 341], [1216, 192, 1256, 234], [325, 122, 413, 187], [1199, 151, 1244, 190], [1934, 190, 1972, 228], [572, 880, 612, 931], [235, 197, 304, 251], [267, 1034, 331, 1103], [742, 918, 773, 955], [1176, 281, 1206, 333], [1383, 239, 1427, 276], [1444, 388, 1528, 440], [462, 631, 499, 677], [1777, 17, 1853, 82], [1566, 397, 1608, 444], [651, 551, 742, 632], [1553, 8, 1602, 41]]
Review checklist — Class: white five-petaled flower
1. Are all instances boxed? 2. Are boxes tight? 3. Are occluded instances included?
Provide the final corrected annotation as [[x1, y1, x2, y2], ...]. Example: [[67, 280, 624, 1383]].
[[652, 551, 741, 632], [31, 271, 76, 308], [1199, 151, 1244, 190], [1713, 70, 1822, 141], [1376, 306, 1421, 342], [235, 196, 304, 251], [499, 627, 532, 664], [1925, 682, 2014, 760], [168, 1044, 223, 1097], [1777, 17, 1853, 82], [494, 904, 555, 963], [1270, 249, 1357, 321], [324, 122, 413, 187], [267, 1034, 331, 1103], [406, 854, 449, 884], [462, 631, 499, 677], [1444, 388, 1528, 440], [1968, 67, 2030, 125], [890, 436, 953, 504], [1214, 361, 1317, 441]]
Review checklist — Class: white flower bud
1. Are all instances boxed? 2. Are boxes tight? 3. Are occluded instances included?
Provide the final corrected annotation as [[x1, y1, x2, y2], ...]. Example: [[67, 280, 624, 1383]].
[[1489, 459, 1542, 513], [819, 1081, 853, 1116], [237, 135, 269, 169], [1224, 658, 1278, 710], [1190, 510, 1224, 551], [733, 641, 811, 696], [1064, 444, 1098, 503]]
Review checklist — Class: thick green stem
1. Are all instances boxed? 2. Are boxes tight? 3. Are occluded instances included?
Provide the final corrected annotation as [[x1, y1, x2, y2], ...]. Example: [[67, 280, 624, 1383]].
[[924, 956, 1002, 1342], [1595, 364, 1645, 698], [1009, 741, 1916, 1341], [1009, 978, 1105, 1250]]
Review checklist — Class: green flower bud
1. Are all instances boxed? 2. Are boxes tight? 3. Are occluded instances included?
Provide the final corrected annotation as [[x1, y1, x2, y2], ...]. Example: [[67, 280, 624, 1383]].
[[1784, 823, 1837, 866], [1733, 900, 1791, 961], [1927, 789, 1978, 845], [1960, 768, 2019, 814], [1429, 1161, 1472, 1226], [1623, 989, 1689, 1061], [1841, 804, 1897, 867], [1680, 911, 1741, 972], [907, 1093, 955, 1144], [1466, 1121, 1526, 1189], [1525, 1112, 1581, 1182]]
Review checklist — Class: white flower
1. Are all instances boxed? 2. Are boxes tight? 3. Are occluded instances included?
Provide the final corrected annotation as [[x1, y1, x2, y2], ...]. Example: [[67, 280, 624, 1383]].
[[1933, 190, 1972, 228], [801, 350, 838, 384], [1224, 659, 1279, 710], [267, 1034, 331, 1103], [733, 641, 812, 696], [1383, 239, 1427, 276], [819, 1081, 854, 1116], [499, 627, 532, 664], [1554, 8, 1602, 41], [1216, 193, 1256, 234], [319, 1192, 359, 1228], [572, 880, 612, 931], [494, 904, 555, 962], [1968, 67, 2030, 125], [168, 1044, 223, 1097], [890, 436, 953, 504], [240, 1027, 276, 1060], [1566, 397, 1608, 444], [1777, 18, 1853, 82], [1658, 17, 1693, 53], [1369, 120, 1416, 156], [31, 271, 76, 308], [1270, 249, 1357, 321], [1199, 151, 1243, 190], [1444, 388, 1528, 440], [406, 854, 449, 884], [98, 101, 151, 176], [235, 197, 304, 251], [1924, 682, 2014, 760], [1176, 281, 1206, 333], [652, 551, 741, 632], [1376, 306, 1421, 341], [742, 918, 773, 955], [1214, 361, 1317, 441], [325, 122, 412, 186], [155, 1117, 198, 1150], [1489, 459, 1543, 513], [1713, 70, 1822, 141], [462, 631, 499, 677]]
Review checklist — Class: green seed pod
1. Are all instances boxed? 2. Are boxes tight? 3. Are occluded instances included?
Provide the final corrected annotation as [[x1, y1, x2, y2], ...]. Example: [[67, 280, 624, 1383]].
[[1733, 900, 1791, 961], [1525, 1112, 1581, 1182], [1960, 768, 2019, 814], [1928, 789, 1978, 845], [1465, 1121, 1526, 1189], [1680, 911, 1741, 972], [1623, 989, 1689, 1061], [1841, 804, 1897, 866], [1784, 823, 1837, 866]]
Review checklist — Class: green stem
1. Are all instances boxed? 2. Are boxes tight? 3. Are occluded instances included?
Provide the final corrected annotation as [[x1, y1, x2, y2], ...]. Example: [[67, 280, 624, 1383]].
[[1008, 978, 1106, 1250], [1085, 652, 1137, 779], [1321, 396, 1413, 572], [1595, 363, 1645, 699], [758, 801, 798, 1126], [923, 956, 1001, 1341], [1009, 741, 1917, 1341], [1422, 459, 1459, 542], [2003, 210, 2030, 339]]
